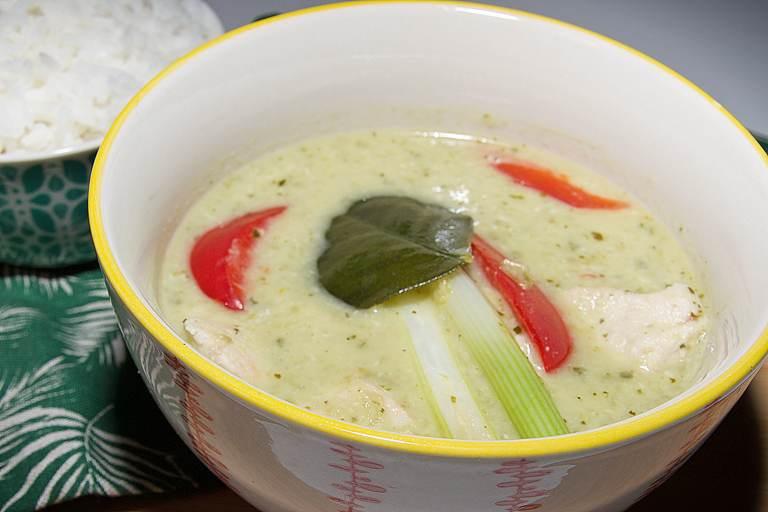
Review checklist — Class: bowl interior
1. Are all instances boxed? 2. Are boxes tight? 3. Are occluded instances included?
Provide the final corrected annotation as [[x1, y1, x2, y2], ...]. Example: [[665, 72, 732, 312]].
[[94, 2, 768, 439]]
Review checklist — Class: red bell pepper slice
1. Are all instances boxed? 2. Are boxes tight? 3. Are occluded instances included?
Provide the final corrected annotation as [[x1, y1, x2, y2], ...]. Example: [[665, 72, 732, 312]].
[[471, 235, 572, 372], [190, 206, 286, 311], [491, 160, 628, 210]]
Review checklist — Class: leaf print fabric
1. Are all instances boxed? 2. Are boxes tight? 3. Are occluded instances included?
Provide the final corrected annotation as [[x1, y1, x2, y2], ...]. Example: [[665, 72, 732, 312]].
[[0, 265, 213, 511]]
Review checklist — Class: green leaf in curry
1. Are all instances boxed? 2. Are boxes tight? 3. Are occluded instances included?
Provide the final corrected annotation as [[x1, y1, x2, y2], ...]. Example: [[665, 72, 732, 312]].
[[317, 196, 473, 308]]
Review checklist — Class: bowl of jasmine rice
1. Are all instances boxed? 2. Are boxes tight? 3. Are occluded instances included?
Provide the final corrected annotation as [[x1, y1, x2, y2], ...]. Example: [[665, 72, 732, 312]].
[[89, 2, 768, 512], [0, 0, 222, 267]]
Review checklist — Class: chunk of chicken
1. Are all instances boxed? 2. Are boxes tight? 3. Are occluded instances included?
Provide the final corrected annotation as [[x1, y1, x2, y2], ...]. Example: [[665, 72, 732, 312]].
[[318, 378, 413, 430], [183, 317, 265, 385], [183, 319, 412, 429], [557, 283, 706, 372]]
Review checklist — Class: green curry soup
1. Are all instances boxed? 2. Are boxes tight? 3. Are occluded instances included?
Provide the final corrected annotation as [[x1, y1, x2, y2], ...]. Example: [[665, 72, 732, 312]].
[[158, 130, 710, 439]]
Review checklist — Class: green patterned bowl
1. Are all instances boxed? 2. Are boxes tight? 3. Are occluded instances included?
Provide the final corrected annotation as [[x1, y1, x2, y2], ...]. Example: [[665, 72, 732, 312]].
[[0, 142, 98, 268]]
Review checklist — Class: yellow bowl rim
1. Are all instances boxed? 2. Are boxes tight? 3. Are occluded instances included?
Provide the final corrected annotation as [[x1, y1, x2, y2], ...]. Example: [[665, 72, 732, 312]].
[[89, 0, 768, 458]]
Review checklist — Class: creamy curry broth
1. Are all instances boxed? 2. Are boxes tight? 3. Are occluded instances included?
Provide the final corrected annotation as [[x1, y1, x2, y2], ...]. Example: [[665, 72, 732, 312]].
[[158, 130, 709, 439]]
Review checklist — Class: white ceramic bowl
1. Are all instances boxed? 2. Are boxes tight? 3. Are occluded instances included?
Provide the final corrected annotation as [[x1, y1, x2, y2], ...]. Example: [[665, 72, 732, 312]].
[[90, 3, 768, 511]]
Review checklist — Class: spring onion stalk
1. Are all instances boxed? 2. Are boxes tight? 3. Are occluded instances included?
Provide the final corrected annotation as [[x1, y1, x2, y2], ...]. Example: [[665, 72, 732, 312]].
[[398, 299, 495, 440], [443, 271, 568, 438]]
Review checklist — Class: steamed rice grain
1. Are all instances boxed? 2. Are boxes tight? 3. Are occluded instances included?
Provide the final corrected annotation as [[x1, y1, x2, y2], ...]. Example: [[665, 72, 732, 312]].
[[0, 0, 223, 156]]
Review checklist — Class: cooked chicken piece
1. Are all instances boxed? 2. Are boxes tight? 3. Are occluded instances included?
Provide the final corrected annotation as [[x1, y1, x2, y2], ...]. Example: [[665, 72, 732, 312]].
[[557, 283, 706, 372], [318, 378, 413, 430], [183, 317, 264, 385]]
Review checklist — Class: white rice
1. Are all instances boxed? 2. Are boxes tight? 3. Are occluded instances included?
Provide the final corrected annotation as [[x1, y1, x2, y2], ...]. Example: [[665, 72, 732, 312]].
[[0, 0, 223, 156]]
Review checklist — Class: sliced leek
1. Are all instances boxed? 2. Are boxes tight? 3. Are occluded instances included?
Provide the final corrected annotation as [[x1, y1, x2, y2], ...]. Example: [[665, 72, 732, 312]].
[[444, 271, 568, 438], [398, 298, 495, 440]]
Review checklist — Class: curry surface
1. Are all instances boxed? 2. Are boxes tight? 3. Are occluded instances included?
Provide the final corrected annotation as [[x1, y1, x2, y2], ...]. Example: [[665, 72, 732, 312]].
[[159, 131, 709, 439]]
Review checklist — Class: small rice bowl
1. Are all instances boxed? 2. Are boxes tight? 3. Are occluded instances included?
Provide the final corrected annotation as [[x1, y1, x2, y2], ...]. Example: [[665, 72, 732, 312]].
[[0, 0, 223, 156]]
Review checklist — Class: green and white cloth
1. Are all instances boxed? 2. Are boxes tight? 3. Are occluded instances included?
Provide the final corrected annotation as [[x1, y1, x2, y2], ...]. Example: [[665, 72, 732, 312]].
[[0, 265, 212, 512]]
